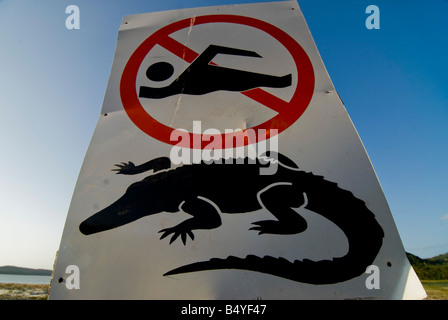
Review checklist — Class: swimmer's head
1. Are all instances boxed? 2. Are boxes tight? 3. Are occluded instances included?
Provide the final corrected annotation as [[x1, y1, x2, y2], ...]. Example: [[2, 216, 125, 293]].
[[146, 62, 174, 82]]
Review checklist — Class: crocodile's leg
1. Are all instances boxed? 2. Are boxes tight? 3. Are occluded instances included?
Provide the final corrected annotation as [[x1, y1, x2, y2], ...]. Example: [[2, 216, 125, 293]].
[[251, 183, 308, 235], [159, 196, 222, 245]]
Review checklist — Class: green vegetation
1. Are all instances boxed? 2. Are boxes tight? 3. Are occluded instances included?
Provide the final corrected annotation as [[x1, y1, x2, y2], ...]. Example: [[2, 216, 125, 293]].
[[421, 280, 448, 300], [406, 252, 448, 299], [0, 265, 52, 276], [406, 252, 448, 280]]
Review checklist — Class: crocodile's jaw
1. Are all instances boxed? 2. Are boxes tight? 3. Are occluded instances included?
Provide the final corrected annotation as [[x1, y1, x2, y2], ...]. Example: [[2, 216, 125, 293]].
[[79, 193, 148, 235]]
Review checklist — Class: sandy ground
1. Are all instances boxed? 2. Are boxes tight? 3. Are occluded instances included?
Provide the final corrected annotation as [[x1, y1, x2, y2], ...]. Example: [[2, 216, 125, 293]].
[[0, 282, 445, 300], [0, 283, 49, 300]]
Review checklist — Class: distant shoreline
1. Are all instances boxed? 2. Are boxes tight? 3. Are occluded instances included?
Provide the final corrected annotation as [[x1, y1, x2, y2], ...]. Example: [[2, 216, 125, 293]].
[[0, 266, 52, 277]]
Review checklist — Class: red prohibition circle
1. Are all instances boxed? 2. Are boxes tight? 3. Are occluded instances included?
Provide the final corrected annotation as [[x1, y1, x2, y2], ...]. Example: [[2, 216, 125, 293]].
[[120, 14, 315, 149]]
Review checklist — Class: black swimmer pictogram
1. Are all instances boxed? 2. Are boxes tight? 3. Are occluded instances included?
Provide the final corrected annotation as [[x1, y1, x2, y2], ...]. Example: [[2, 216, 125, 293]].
[[138, 44, 292, 99]]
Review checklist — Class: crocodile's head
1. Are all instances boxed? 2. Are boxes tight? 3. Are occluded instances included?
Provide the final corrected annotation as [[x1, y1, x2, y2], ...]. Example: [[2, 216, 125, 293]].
[[79, 200, 137, 235], [79, 187, 161, 235]]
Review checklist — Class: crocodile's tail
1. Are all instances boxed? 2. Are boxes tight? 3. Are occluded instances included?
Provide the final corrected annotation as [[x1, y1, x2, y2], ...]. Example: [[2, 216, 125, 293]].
[[164, 254, 367, 285], [164, 172, 384, 285]]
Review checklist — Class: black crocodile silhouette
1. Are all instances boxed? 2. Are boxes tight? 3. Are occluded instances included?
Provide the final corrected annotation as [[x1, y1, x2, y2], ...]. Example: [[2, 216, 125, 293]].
[[79, 153, 384, 285]]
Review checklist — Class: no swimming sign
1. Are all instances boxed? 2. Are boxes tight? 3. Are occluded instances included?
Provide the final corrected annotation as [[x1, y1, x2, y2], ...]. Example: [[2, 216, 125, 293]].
[[50, 1, 425, 299]]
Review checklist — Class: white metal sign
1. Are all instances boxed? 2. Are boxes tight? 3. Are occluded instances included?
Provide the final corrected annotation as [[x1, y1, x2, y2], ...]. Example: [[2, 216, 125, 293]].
[[50, 1, 426, 299]]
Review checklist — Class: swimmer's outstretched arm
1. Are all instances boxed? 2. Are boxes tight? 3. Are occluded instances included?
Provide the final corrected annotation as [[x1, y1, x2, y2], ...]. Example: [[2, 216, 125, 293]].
[[192, 44, 262, 66]]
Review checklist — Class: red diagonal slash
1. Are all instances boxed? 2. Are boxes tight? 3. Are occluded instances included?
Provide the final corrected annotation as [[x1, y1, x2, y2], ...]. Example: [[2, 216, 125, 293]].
[[158, 35, 288, 113], [120, 14, 314, 149]]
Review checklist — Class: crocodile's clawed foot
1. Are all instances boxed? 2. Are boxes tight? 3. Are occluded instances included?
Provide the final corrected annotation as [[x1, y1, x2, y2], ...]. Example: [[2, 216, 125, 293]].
[[250, 220, 305, 235], [250, 220, 287, 235], [159, 226, 195, 245], [112, 161, 136, 175]]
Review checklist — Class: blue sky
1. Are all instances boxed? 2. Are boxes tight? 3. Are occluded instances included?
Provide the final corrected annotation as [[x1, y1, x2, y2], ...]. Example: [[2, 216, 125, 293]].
[[0, 0, 447, 270]]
